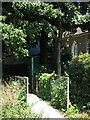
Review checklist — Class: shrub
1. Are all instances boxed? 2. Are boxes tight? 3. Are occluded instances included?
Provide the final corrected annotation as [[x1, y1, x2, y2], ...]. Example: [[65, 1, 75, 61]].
[[38, 72, 67, 109], [66, 104, 79, 118], [67, 54, 90, 108], [0, 80, 39, 119], [51, 76, 67, 109], [65, 104, 90, 119], [38, 72, 56, 100]]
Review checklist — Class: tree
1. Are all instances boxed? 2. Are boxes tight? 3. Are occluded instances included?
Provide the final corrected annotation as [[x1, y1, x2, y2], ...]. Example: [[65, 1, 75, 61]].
[[1, 16, 28, 59], [2, 2, 63, 92], [51, 2, 89, 75], [2, 2, 90, 76], [2, 2, 63, 66]]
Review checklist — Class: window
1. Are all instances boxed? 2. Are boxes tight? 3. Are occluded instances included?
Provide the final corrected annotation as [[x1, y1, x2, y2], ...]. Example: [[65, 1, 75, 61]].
[[71, 41, 78, 57], [87, 42, 90, 54]]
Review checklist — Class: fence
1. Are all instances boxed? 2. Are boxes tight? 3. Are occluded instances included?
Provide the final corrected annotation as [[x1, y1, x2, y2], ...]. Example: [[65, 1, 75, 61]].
[[3, 74, 70, 108], [14, 76, 29, 103], [35, 74, 70, 109], [2, 75, 29, 103], [51, 76, 70, 109]]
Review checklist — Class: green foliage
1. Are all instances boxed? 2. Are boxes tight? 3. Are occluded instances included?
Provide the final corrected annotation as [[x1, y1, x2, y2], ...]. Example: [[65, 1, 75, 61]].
[[65, 104, 90, 119], [38, 72, 56, 100], [13, 2, 89, 28], [1, 102, 32, 118], [39, 65, 49, 73], [38, 72, 67, 109], [1, 22, 29, 58], [18, 79, 26, 103], [24, 20, 55, 48], [2, 2, 89, 63], [13, 2, 63, 20], [64, 3, 89, 25], [2, 2, 61, 57], [87, 102, 90, 110], [67, 54, 90, 108], [2, 2, 90, 78], [34, 65, 53, 75], [51, 76, 67, 109], [0, 80, 39, 119], [51, 2, 89, 31], [66, 105, 79, 118]]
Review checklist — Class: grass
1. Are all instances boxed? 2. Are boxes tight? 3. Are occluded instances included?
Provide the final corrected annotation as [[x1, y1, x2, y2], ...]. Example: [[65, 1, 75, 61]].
[[0, 79, 40, 119], [1, 77, 89, 119], [64, 105, 90, 119]]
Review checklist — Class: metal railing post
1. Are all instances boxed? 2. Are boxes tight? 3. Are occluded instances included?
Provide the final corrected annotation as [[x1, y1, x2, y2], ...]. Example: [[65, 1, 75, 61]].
[[66, 76, 69, 109]]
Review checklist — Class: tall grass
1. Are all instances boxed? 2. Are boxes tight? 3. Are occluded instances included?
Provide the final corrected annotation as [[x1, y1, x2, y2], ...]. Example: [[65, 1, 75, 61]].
[[0, 79, 40, 119]]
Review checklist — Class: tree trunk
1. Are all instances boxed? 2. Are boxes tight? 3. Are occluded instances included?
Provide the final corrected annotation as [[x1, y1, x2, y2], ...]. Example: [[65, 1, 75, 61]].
[[40, 29, 48, 65], [57, 22, 62, 76], [57, 40, 61, 76], [52, 35, 57, 72]]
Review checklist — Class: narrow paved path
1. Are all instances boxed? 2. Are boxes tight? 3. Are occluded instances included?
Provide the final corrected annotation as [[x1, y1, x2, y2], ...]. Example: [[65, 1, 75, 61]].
[[27, 94, 66, 118]]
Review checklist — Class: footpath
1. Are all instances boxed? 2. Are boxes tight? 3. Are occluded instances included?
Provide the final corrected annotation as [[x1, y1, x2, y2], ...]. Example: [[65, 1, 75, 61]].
[[27, 94, 67, 119]]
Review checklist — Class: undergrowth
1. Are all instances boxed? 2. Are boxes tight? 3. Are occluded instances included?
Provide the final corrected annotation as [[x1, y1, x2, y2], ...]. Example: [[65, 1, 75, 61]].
[[65, 104, 90, 119], [0, 79, 40, 119]]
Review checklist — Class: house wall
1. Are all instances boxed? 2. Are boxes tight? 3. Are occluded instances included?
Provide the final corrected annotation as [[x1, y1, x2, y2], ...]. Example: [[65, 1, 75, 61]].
[[62, 32, 90, 56]]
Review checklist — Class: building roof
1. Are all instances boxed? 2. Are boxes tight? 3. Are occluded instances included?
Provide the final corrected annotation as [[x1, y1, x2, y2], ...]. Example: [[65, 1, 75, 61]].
[[74, 27, 88, 35], [62, 27, 89, 39]]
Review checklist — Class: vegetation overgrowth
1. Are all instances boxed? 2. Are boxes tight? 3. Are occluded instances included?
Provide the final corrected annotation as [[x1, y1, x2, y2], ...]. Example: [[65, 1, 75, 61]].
[[2, 2, 90, 75], [1, 2, 90, 119], [38, 55, 90, 118], [65, 104, 90, 119], [0, 79, 40, 119], [38, 72, 67, 110], [67, 54, 90, 110]]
